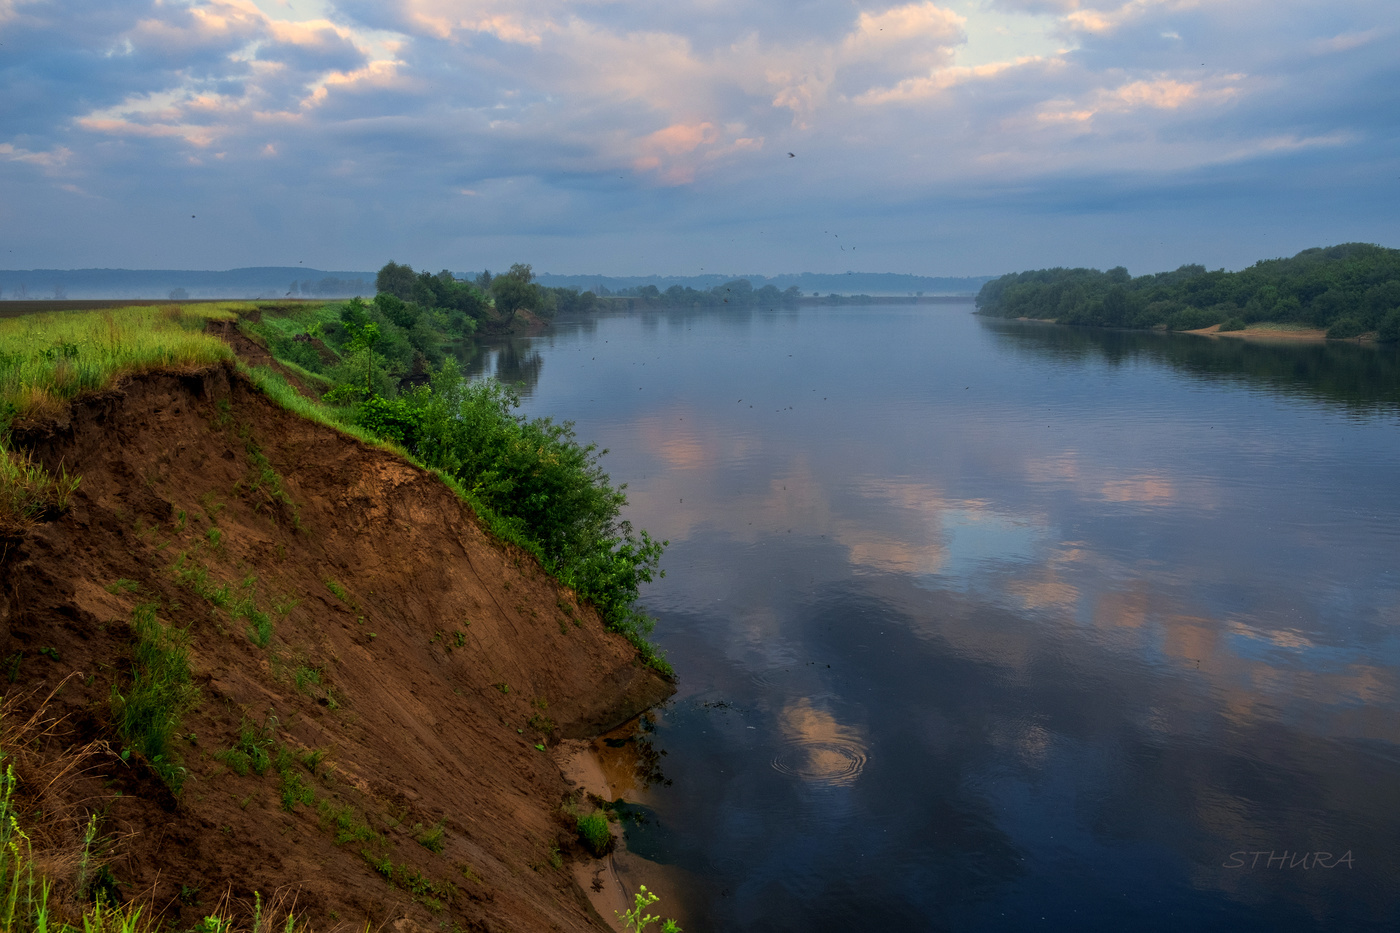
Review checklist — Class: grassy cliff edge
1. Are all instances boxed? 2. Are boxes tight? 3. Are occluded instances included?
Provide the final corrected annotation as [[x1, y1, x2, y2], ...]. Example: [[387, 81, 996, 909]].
[[0, 305, 674, 932]]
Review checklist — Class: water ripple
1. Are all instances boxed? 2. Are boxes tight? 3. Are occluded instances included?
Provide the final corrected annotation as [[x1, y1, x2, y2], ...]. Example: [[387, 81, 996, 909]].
[[771, 740, 868, 786]]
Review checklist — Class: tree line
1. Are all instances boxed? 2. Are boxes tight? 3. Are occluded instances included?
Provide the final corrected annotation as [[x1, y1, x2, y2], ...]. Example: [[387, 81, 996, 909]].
[[375, 261, 599, 320], [975, 243, 1400, 341], [598, 278, 802, 307]]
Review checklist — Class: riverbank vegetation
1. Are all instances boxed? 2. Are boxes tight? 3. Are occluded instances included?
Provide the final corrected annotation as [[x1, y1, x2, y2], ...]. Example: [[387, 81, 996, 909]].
[[976, 243, 1400, 340], [234, 287, 669, 673], [0, 291, 675, 932], [373, 262, 599, 321], [1, 284, 671, 672]]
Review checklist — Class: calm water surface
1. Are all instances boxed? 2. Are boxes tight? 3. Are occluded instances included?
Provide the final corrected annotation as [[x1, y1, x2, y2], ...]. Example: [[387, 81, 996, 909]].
[[481, 305, 1400, 932]]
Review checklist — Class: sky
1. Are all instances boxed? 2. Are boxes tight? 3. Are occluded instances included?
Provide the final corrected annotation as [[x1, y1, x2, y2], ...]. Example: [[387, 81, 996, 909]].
[[1, 0, 1397, 277]]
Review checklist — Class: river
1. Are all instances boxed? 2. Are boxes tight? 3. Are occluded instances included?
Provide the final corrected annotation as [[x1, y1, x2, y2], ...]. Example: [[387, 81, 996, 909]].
[[479, 303, 1400, 932]]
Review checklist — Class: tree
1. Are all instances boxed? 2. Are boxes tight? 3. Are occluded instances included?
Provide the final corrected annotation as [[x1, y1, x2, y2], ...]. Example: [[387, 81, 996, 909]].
[[491, 264, 546, 316], [376, 261, 417, 300]]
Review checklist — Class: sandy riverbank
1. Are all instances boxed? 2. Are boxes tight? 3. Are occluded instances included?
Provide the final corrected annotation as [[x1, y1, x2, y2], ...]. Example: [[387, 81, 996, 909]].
[[556, 721, 699, 932], [1183, 323, 1332, 340]]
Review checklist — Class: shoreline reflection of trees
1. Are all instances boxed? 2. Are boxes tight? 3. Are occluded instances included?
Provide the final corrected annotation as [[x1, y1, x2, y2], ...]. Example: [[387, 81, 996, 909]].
[[982, 319, 1400, 414], [492, 339, 544, 395], [454, 339, 545, 396]]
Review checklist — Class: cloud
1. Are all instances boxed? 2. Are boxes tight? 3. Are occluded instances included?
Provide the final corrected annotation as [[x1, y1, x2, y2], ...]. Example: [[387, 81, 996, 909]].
[[1057, 0, 1202, 37], [0, 141, 72, 170], [0, 0, 1395, 271]]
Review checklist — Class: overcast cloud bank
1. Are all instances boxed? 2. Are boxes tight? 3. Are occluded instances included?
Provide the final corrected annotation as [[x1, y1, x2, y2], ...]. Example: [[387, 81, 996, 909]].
[[2, 0, 1396, 274]]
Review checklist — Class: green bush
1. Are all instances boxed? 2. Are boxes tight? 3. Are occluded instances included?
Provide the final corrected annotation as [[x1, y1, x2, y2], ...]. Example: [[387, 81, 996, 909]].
[[248, 301, 671, 675], [387, 363, 666, 661], [1219, 318, 1246, 332], [577, 810, 611, 856]]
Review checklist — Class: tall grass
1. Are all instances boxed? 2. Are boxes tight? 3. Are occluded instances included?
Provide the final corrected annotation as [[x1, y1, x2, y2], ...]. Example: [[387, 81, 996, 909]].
[[0, 438, 80, 535], [0, 304, 242, 424], [109, 604, 200, 794]]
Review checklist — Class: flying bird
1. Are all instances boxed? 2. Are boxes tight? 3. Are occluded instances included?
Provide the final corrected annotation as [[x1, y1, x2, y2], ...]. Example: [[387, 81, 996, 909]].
[[788, 152, 795, 158]]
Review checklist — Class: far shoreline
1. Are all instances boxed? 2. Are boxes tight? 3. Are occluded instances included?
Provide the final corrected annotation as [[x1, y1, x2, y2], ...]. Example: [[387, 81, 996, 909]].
[[1005, 316, 1385, 345]]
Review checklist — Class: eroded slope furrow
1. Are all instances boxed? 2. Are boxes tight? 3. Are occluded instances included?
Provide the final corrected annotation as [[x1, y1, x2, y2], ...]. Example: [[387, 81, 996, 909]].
[[1, 361, 671, 932]]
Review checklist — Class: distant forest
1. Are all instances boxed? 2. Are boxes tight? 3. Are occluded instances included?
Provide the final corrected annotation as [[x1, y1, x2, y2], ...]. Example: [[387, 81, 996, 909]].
[[975, 243, 1400, 341], [537, 271, 991, 297], [594, 278, 802, 306], [370, 262, 809, 318]]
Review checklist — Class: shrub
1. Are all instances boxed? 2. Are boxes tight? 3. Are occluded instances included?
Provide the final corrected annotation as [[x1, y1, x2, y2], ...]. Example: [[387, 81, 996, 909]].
[[389, 363, 667, 664], [577, 810, 611, 856], [1219, 318, 1246, 332]]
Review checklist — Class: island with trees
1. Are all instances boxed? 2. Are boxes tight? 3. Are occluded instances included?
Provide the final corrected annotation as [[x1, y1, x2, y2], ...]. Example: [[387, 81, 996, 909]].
[[975, 243, 1400, 341]]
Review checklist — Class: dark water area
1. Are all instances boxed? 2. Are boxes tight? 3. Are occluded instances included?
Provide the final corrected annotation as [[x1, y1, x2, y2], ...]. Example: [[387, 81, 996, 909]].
[[479, 306, 1400, 932]]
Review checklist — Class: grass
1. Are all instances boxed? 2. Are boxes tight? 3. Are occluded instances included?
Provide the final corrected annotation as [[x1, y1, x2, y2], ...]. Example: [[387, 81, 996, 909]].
[[172, 553, 231, 607], [292, 665, 321, 693], [323, 578, 352, 605], [235, 429, 300, 528], [0, 303, 241, 425], [318, 801, 379, 846], [214, 715, 320, 812], [231, 577, 274, 648], [527, 704, 555, 735], [576, 810, 611, 856], [276, 764, 315, 812], [215, 715, 277, 777], [414, 820, 446, 854], [173, 557, 276, 648], [109, 603, 200, 794], [0, 437, 80, 535], [361, 851, 455, 907]]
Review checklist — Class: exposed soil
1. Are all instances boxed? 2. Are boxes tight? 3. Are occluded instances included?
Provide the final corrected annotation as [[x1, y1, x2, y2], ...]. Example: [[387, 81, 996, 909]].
[[204, 318, 322, 400], [1183, 323, 1331, 341], [0, 356, 673, 932]]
